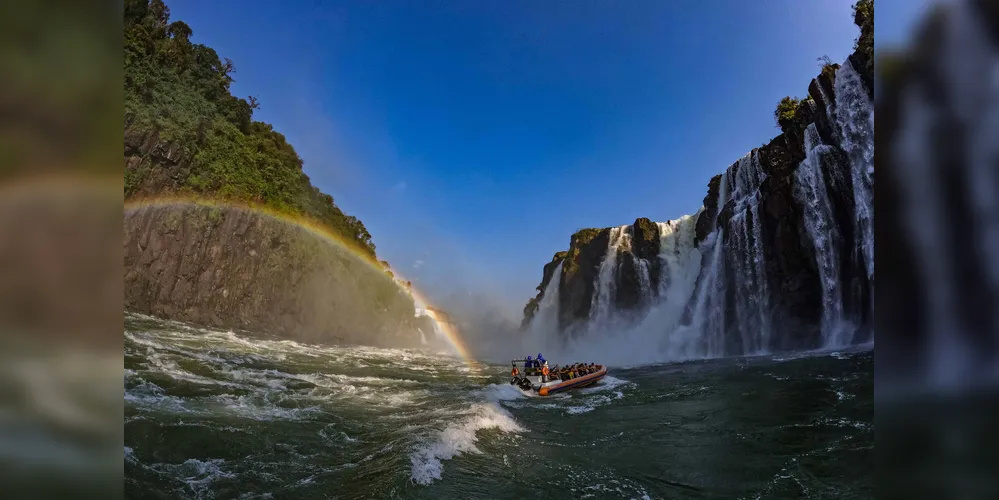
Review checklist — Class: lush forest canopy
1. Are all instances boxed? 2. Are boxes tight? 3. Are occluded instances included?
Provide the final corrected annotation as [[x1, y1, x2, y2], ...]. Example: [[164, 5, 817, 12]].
[[123, 0, 377, 258]]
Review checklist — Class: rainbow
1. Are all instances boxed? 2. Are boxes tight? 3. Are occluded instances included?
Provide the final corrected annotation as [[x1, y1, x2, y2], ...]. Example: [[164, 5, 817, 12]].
[[124, 195, 479, 368]]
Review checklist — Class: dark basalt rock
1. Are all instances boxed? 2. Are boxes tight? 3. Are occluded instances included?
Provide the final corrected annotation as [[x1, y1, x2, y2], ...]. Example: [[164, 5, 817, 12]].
[[631, 217, 660, 262], [808, 68, 840, 146], [695, 174, 723, 244], [124, 204, 426, 348], [559, 228, 611, 332], [624, 217, 662, 304], [521, 251, 568, 330], [615, 252, 639, 310]]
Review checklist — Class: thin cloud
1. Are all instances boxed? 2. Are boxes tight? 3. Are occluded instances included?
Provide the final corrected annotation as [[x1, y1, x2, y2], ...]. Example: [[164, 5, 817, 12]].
[[392, 181, 407, 192], [413, 259, 425, 269]]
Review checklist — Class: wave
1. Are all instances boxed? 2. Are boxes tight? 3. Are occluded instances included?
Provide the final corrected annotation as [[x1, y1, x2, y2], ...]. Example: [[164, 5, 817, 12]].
[[409, 402, 524, 485]]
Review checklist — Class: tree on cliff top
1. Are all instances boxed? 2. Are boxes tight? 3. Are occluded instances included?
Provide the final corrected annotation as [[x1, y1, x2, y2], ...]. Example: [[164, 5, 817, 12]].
[[773, 96, 807, 133], [852, 0, 874, 76], [124, 0, 377, 258]]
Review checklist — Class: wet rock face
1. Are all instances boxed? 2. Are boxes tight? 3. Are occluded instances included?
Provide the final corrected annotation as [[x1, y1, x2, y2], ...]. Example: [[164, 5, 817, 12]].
[[695, 174, 723, 244], [558, 228, 610, 331], [124, 205, 424, 349], [614, 218, 661, 311], [520, 251, 567, 330], [631, 218, 660, 262]]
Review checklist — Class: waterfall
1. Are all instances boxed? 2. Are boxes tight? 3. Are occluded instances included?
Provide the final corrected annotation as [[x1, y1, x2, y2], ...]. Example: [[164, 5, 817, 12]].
[[635, 257, 653, 306], [834, 59, 875, 284], [418, 328, 428, 345], [678, 168, 732, 358], [794, 124, 848, 347], [656, 214, 701, 305], [643, 215, 703, 358], [531, 262, 563, 336], [525, 53, 877, 364], [726, 152, 772, 354], [590, 225, 630, 323]]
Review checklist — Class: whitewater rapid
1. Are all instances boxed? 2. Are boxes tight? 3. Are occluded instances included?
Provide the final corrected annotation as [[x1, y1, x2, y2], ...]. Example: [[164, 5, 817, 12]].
[[124, 313, 639, 496], [125, 313, 872, 498]]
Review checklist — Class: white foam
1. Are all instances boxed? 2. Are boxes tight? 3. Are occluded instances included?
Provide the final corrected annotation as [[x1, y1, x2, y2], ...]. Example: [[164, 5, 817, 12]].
[[478, 383, 533, 402], [152, 458, 234, 493], [578, 375, 631, 394], [409, 403, 523, 485]]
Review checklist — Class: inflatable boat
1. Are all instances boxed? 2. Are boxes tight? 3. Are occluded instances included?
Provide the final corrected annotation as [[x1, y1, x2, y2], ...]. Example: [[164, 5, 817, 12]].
[[509, 358, 607, 396]]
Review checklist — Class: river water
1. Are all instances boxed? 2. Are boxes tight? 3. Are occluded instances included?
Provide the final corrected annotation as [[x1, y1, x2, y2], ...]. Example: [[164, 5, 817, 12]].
[[124, 313, 872, 499]]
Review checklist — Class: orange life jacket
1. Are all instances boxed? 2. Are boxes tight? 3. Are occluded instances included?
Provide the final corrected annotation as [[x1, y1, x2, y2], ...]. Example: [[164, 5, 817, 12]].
[[542, 366, 549, 376], [511, 367, 518, 377]]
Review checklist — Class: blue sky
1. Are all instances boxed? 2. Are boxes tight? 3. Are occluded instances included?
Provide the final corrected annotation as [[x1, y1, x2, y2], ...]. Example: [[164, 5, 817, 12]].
[[168, 0, 929, 317]]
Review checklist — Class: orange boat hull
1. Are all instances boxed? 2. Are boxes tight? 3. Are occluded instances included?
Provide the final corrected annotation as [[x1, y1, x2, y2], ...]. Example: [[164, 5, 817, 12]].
[[537, 367, 607, 396]]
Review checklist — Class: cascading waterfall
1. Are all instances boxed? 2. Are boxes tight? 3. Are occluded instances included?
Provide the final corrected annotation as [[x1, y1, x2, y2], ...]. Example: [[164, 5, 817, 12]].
[[833, 59, 875, 283], [644, 215, 704, 358], [530, 262, 563, 336], [678, 169, 732, 358], [635, 258, 653, 306], [794, 124, 848, 347], [656, 215, 702, 304], [725, 152, 773, 354], [676, 153, 772, 357], [525, 53, 876, 364], [590, 225, 630, 323]]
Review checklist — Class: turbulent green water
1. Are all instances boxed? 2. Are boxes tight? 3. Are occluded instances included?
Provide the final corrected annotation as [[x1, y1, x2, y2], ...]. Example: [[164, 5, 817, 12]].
[[124, 313, 873, 499]]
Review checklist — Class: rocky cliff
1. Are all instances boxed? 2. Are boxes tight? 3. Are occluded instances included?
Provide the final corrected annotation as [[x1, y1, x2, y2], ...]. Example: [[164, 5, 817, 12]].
[[123, 0, 426, 347], [522, 1, 875, 355], [125, 203, 426, 348]]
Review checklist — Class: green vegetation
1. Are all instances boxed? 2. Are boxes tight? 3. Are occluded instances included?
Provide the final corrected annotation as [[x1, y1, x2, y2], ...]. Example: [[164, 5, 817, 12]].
[[773, 1, 872, 135], [571, 228, 602, 246], [817, 55, 838, 82], [853, 0, 874, 76], [773, 96, 812, 134], [124, 0, 376, 257], [562, 228, 603, 279]]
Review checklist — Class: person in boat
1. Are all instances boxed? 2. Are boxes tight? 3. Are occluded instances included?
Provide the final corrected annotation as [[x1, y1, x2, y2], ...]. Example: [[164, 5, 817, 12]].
[[541, 361, 550, 382]]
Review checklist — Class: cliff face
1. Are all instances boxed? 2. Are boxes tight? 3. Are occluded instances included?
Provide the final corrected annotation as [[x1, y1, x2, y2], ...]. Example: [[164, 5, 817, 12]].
[[123, 1, 419, 345], [520, 219, 667, 333], [521, 251, 567, 329], [522, 18, 875, 353], [558, 228, 610, 330], [125, 204, 425, 348]]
